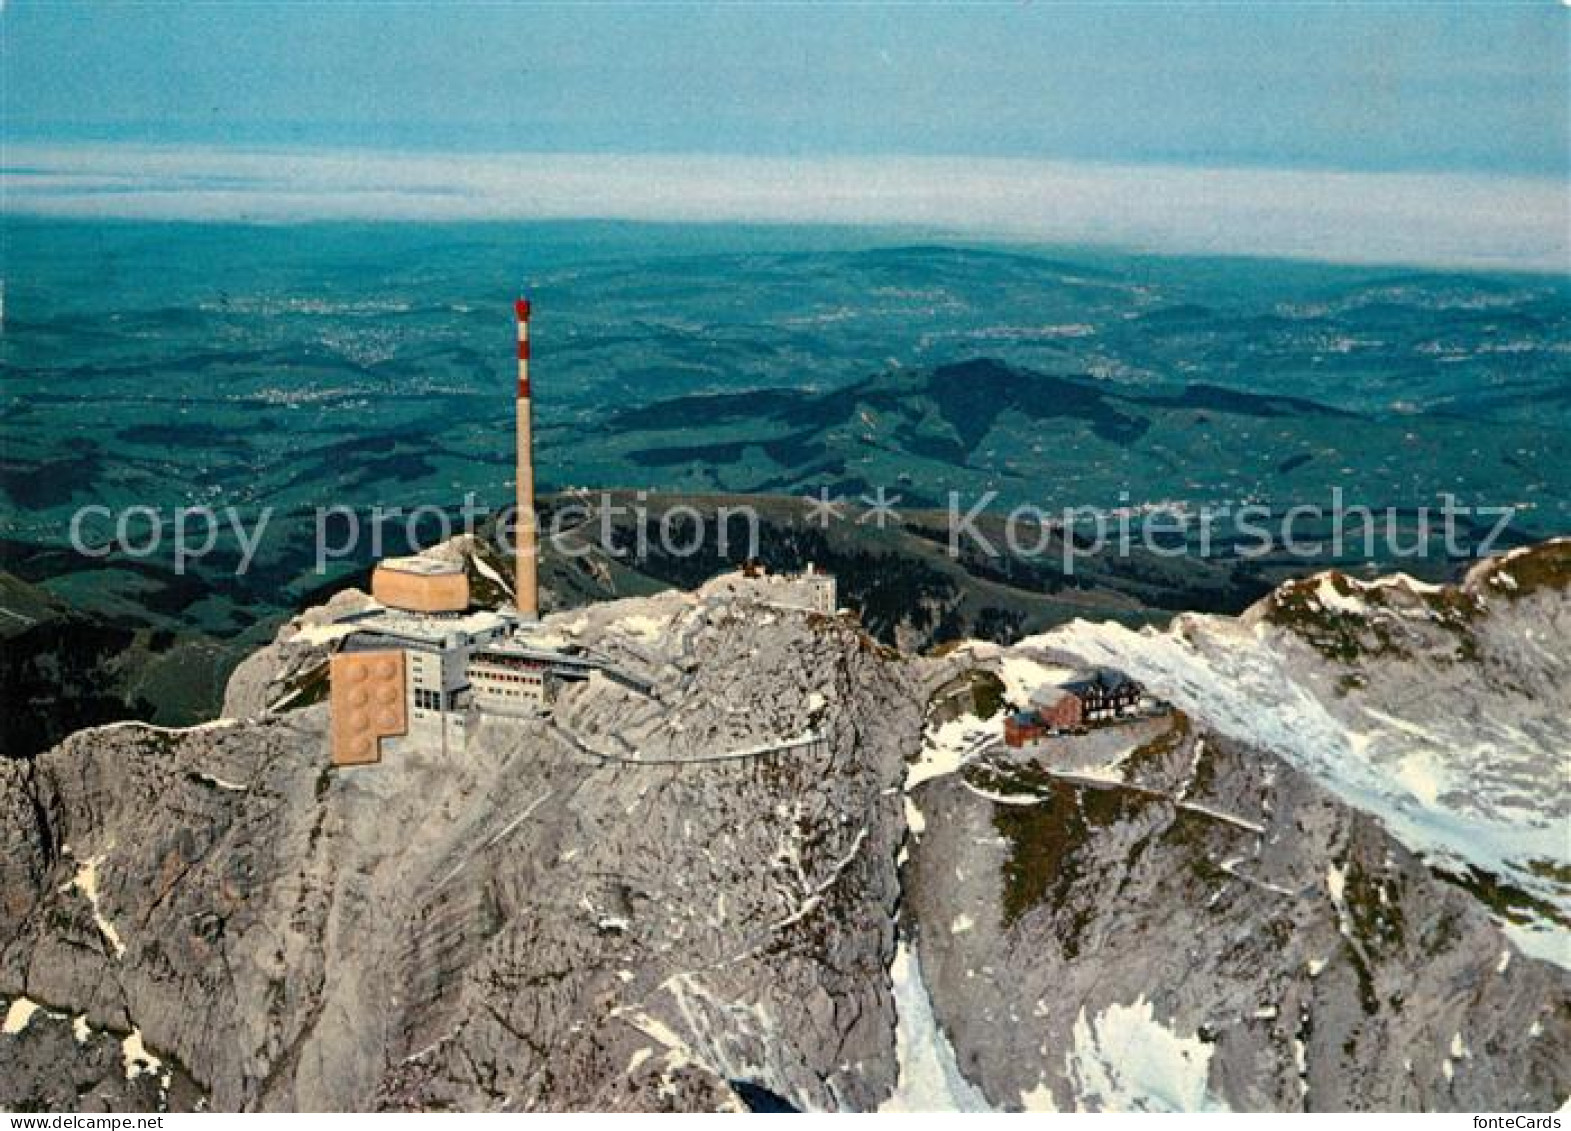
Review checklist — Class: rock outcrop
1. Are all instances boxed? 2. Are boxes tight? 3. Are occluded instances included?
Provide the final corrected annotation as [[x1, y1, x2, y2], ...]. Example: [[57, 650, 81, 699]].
[[905, 539, 1571, 1111], [2, 579, 915, 1111], [906, 722, 1567, 1111], [3, 546, 1568, 1111]]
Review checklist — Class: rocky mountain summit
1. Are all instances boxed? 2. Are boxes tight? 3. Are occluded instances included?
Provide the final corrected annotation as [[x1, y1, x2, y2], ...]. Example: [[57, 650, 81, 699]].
[[2, 544, 1567, 1111]]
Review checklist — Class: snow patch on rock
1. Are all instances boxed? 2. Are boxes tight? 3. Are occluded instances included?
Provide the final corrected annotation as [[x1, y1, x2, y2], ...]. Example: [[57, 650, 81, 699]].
[[1064, 996, 1225, 1112], [121, 1028, 168, 1084], [60, 852, 126, 959], [2, 997, 42, 1035], [881, 940, 992, 1113]]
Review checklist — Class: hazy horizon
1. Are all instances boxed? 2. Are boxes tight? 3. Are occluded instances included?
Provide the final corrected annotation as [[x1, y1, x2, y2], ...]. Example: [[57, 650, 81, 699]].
[[4, 141, 1566, 274], [3, 2, 1567, 270]]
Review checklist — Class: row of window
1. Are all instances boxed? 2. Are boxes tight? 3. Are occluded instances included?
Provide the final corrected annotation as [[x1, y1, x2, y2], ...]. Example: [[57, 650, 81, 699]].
[[481, 686, 539, 700], [414, 688, 451, 711], [471, 656, 547, 672]]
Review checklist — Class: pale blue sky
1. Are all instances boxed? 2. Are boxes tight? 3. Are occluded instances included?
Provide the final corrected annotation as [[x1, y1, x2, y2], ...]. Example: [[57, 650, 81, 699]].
[[3, 2, 1566, 269], [3, 1, 1566, 175]]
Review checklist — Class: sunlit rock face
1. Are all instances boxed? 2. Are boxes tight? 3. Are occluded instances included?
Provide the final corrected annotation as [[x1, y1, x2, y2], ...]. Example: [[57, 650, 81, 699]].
[[3, 544, 1568, 1111]]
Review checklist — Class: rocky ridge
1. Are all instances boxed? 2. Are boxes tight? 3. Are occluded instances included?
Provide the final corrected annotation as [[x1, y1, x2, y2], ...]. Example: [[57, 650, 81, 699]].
[[2, 544, 1568, 1111]]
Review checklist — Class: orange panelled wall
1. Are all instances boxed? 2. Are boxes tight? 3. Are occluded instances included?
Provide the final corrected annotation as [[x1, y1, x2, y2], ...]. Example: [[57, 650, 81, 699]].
[[329, 650, 408, 766]]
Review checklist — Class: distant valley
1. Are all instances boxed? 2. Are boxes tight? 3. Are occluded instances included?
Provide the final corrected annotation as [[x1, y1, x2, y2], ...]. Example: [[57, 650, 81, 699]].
[[3, 224, 1566, 747]]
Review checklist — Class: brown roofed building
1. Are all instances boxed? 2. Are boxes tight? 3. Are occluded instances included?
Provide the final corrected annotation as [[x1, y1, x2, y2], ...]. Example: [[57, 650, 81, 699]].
[[1002, 668, 1143, 747]]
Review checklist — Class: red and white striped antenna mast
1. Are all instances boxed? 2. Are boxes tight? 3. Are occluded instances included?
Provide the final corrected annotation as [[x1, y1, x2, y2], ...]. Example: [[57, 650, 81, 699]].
[[514, 296, 538, 619]]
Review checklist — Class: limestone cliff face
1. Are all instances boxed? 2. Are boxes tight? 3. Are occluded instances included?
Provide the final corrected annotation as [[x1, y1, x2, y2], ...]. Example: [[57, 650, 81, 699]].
[[905, 726, 1568, 1112], [1019, 540, 1571, 946], [2, 549, 1568, 1112], [905, 540, 1570, 1112], [219, 588, 375, 720], [1, 580, 916, 1111]]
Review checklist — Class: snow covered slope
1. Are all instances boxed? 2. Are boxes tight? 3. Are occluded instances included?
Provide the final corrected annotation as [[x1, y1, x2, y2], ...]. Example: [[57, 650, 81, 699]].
[[1024, 541, 1570, 965]]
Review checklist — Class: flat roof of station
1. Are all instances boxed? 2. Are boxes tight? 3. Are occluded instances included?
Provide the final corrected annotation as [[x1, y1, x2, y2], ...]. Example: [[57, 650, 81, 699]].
[[376, 555, 466, 577], [340, 606, 515, 645]]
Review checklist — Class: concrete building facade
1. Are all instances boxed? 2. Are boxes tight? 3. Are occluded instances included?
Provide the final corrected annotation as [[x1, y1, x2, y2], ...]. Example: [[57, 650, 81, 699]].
[[725, 562, 838, 615]]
